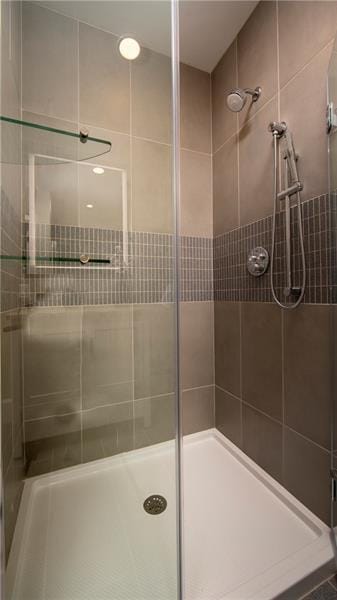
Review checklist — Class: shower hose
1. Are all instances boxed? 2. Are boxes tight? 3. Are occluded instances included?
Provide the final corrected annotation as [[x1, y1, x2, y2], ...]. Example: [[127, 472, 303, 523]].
[[270, 133, 306, 310]]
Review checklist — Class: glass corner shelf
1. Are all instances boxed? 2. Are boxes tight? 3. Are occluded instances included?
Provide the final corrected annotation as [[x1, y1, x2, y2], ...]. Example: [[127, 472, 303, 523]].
[[0, 115, 112, 165]]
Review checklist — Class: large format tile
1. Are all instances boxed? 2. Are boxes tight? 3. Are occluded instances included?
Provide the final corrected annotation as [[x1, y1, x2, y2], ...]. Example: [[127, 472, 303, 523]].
[[213, 135, 238, 235], [280, 45, 331, 202], [239, 99, 277, 226], [22, 3, 78, 121], [214, 301, 240, 396], [284, 305, 332, 450], [180, 149, 212, 238], [82, 401, 133, 461], [131, 49, 171, 144], [182, 386, 214, 435], [82, 306, 133, 409], [278, 0, 337, 87], [211, 41, 237, 153], [180, 301, 214, 390], [132, 138, 172, 233], [284, 427, 330, 524], [1, 0, 21, 117], [215, 387, 241, 447], [237, 1, 277, 125], [133, 304, 176, 399], [135, 394, 175, 447], [23, 308, 81, 419], [241, 302, 282, 420], [242, 404, 283, 482], [180, 63, 211, 153], [25, 412, 81, 442], [79, 23, 130, 133]]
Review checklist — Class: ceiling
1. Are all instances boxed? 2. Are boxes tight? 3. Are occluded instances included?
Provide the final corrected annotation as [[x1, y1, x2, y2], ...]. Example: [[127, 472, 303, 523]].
[[38, 0, 258, 73]]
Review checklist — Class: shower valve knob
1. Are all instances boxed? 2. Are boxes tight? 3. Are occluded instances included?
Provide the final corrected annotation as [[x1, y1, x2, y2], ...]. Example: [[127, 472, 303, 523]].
[[247, 247, 269, 277]]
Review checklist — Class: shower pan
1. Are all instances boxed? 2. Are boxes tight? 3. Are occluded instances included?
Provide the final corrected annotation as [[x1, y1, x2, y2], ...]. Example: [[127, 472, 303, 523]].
[[2, 1, 337, 600]]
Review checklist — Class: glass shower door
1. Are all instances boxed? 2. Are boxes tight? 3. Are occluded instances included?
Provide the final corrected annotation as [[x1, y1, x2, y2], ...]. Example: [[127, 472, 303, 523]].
[[1, 1, 181, 598]]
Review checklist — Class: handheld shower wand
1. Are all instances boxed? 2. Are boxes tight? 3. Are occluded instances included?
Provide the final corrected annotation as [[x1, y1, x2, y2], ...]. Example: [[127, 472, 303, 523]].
[[269, 122, 306, 309]]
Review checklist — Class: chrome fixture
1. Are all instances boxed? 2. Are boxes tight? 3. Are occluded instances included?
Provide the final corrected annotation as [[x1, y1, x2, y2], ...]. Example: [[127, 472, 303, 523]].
[[247, 247, 269, 277], [226, 87, 261, 112], [269, 121, 306, 309]]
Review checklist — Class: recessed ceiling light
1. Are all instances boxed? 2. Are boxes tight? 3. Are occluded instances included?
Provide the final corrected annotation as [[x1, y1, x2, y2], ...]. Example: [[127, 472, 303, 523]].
[[118, 37, 141, 60], [86, 204, 93, 209], [93, 167, 104, 175]]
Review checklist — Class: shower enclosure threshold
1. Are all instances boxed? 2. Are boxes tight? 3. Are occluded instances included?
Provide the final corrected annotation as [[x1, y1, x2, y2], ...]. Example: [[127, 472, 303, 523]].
[[6, 429, 335, 600]]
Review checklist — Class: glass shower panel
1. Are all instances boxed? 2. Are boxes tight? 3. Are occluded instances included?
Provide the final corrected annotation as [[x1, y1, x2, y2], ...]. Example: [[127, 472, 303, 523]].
[[1, 1, 181, 599], [328, 36, 337, 532]]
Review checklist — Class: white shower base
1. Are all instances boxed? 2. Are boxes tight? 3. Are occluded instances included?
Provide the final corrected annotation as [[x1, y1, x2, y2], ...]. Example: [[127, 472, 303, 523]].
[[6, 429, 335, 600]]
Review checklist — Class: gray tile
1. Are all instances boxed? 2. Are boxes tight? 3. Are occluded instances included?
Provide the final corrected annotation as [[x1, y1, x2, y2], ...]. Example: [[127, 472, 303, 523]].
[[79, 23, 130, 133], [213, 135, 239, 235], [131, 48, 171, 143], [180, 150, 212, 238], [82, 402, 134, 461], [215, 387, 241, 447], [82, 306, 133, 409], [214, 301, 240, 396], [237, 1, 277, 126], [132, 138, 172, 233], [182, 386, 214, 435], [239, 99, 277, 226], [135, 394, 175, 447], [25, 412, 81, 443], [284, 427, 330, 524], [22, 3, 78, 121], [180, 63, 211, 153], [211, 41, 237, 152], [180, 301, 214, 389], [280, 44, 331, 202], [242, 403, 282, 482], [241, 302, 282, 420], [279, 0, 337, 87], [284, 305, 332, 450], [133, 303, 176, 399], [305, 582, 337, 600], [23, 308, 81, 419]]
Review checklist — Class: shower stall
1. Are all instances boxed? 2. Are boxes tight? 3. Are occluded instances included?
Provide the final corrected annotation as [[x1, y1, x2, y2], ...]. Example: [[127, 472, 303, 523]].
[[2, 1, 337, 599]]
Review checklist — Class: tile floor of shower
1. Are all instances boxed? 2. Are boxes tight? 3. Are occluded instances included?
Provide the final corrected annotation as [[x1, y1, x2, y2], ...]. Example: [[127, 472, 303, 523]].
[[6, 429, 336, 600]]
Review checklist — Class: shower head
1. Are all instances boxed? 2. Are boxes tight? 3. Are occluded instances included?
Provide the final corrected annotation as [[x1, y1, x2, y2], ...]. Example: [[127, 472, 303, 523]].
[[226, 86, 261, 112]]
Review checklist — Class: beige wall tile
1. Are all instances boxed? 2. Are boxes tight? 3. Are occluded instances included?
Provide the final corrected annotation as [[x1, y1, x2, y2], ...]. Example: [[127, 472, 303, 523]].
[[284, 427, 330, 524], [279, 0, 337, 87], [280, 44, 331, 202], [182, 386, 214, 435], [132, 138, 172, 233], [132, 49, 171, 144], [241, 303, 282, 420], [239, 99, 277, 226], [214, 302, 240, 397], [23, 308, 81, 418], [135, 394, 175, 447], [180, 149, 212, 237], [213, 135, 238, 235], [22, 3, 78, 121], [180, 301, 214, 389], [237, 1, 277, 125], [79, 23, 130, 133], [180, 63, 211, 153], [242, 404, 282, 483], [82, 306, 133, 409], [215, 387, 241, 447], [284, 305, 332, 450], [133, 303, 176, 399], [211, 41, 237, 153]]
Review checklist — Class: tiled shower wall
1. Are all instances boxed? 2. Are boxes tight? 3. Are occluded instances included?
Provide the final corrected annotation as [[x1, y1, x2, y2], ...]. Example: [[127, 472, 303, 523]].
[[21, 2, 215, 476], [1, 1, 25, 560], [212, 0, 337, 524]]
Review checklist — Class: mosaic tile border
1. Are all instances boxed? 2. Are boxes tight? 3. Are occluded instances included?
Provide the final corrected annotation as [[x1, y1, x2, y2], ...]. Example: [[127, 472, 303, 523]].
[[214, 193, 336, 305], [22, 225, 213, 306]]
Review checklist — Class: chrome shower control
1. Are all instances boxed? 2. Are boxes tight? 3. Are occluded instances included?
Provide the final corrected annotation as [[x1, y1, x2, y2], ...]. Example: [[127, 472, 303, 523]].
[[247, 247, 269, 277]]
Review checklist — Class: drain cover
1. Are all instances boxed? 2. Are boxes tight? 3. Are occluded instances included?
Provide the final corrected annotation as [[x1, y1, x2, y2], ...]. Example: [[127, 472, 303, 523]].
[[143, 494, 167, 515]]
